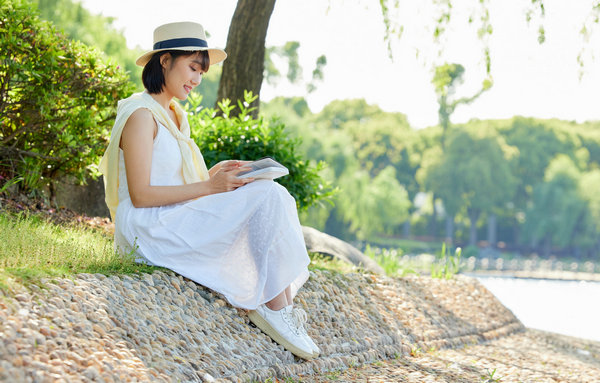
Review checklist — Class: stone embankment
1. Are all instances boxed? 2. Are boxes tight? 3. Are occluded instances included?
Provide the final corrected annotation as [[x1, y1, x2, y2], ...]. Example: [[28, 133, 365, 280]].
[[0, 270, 526, 382]]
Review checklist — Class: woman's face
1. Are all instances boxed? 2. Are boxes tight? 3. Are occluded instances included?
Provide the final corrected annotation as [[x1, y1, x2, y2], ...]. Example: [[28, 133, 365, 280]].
[[161, 53, 205, 100]]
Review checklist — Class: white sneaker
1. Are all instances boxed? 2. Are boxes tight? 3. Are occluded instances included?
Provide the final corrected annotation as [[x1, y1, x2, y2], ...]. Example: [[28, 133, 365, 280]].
[[248, 305, 314, 360], [292, 307, 320, 357]]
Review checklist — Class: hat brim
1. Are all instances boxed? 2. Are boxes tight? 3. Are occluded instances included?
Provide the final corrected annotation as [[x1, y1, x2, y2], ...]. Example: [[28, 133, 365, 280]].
[[135, 47, 227, 67]]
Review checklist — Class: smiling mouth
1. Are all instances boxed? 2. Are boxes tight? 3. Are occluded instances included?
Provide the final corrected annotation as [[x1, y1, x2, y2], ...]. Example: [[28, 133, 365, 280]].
[[184, 85, 192, 93]]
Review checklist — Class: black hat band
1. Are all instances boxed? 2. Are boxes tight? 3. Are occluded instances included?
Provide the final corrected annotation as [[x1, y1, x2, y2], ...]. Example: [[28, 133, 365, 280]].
[[153, 37, 208, 50]]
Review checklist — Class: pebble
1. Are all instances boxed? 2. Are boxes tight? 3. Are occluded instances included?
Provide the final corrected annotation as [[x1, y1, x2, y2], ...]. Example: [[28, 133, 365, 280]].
[[83, 366, 100, 380]]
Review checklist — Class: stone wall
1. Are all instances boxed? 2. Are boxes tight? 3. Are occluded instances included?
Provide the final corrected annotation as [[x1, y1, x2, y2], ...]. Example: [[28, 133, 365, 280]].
[[0, 270, 523, 382]]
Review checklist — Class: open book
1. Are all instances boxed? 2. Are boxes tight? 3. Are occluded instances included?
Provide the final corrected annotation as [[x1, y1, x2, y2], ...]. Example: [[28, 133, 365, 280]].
[[237, 157, 289, 180]]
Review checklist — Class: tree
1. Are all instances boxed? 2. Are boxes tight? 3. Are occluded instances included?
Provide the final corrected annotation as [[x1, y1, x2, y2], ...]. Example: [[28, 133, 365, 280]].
[[432, 63, 492, 149], [345, 111, 411, 177], [261, 96, 311, 120], [337, 166, 411, 240], [313, 99, 384, 130], [427, 63, 491, 240], [264, 41, 302, 85], [495, 117, 582, 244], [522, 155, 587, 257], [264, 41, 327, 94], [578, 169, 600, 258], [343, 110, 416, 236], [262, 97, 418, 240], [217, 0, 276, 117], [34, 0, 143, 88], [421, 128, 516, 247]]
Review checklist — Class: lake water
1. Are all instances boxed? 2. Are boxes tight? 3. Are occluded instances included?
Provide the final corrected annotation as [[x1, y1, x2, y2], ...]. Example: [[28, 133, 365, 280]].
[[473, 275, 600, 342]]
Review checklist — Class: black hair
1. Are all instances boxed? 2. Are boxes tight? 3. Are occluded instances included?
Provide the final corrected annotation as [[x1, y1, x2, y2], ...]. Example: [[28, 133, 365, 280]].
[[142, 50, 210, 94]]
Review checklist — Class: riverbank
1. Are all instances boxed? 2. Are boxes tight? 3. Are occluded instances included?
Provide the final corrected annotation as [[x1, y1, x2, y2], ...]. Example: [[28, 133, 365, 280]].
[[0, 270, 531, 382], [468, 269, 600, 281], [395, 252, 600, 282]]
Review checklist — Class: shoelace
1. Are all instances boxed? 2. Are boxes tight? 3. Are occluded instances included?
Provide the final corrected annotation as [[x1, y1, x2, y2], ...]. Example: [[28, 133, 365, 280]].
[[280, 307, 302, 336], [291, 307, 309, 336]]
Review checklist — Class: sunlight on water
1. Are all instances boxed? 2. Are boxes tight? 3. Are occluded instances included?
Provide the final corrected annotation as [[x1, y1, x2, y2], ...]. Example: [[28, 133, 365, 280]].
[[474, 276, 600, 342]]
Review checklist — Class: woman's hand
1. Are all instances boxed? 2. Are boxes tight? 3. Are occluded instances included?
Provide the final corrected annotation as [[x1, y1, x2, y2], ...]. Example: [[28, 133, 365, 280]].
[[208, 162, 254, 193], [209, 160, 252, 177]]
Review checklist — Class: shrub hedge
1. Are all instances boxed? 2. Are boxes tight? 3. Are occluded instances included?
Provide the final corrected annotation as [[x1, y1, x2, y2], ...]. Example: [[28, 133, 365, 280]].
[[0, 0, 134, 195]]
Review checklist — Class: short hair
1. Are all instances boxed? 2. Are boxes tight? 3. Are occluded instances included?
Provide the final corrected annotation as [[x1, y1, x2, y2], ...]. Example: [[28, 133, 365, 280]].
[[142, 50, 210, 94]]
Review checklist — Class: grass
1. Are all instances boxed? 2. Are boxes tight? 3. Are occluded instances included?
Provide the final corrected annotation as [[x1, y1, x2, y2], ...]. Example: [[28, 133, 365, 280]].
[[364, 245, 417, 277], [308, 252, 362, 275], [323, 370, 341, 380], [481, 368, 502, 382], [368, 235, 444, 254], [430, 243, 462, 279], [0, 212, 156, 291], [309, 245, 422, 278], [410, 346, 423, 357]]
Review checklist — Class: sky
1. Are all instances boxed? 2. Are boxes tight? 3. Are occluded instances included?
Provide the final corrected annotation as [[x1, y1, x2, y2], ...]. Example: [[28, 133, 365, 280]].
[[79, 0, 600, 129]]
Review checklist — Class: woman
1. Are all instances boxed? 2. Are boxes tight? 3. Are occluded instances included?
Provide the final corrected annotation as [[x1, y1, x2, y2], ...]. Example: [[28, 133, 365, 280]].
[[99, 21, 319, 360]]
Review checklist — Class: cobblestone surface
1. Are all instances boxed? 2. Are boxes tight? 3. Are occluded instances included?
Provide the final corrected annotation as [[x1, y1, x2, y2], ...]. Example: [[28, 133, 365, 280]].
[[300, 329, 600, 382], [0, 270, 543, 382]]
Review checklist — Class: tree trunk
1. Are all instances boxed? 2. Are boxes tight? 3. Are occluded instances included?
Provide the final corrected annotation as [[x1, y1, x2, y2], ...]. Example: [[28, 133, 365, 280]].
[[48, 181, 57, 208], [445, 215, 454, 245], [468, 208, 480, 247], [402, 220, 411, 238], [324, 209, 347, 241], [428, 193, 438, 238], [542, 235, 551, 258], [217, 0, 276, 117], [512, 221, 521, 249], [487, 213, 497, 248]]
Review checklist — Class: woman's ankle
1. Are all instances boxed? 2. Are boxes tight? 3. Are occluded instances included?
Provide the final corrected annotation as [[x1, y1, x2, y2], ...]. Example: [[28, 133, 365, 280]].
[[265, 301, 287, 311], [265, 291, 292, 311]]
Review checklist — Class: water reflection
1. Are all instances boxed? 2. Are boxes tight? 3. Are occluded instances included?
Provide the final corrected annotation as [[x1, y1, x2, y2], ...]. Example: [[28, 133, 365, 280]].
[[473, 275, 600, 342]]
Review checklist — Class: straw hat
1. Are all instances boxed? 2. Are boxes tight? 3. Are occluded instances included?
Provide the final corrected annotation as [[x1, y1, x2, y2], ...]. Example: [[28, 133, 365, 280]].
[[136, 21, 227, 67]]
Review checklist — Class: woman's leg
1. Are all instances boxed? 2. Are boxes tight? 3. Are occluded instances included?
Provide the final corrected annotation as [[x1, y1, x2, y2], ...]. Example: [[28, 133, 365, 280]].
[[265, 290, 289, 311], [284, 285, 293, 305], [265, 285, 294, 310]]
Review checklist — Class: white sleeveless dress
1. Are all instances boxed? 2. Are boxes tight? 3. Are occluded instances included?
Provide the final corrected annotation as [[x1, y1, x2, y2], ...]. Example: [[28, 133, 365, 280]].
[[114, 123, 310, 309]]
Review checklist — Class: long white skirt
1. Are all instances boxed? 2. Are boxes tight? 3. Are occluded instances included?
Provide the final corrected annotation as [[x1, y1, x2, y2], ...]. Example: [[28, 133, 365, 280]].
[[114, 180, 310, 309]]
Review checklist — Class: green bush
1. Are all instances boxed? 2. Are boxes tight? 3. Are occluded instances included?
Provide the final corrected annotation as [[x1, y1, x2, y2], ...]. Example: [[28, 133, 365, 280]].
[[187, 91, 334, 209], [462, 245, 480, 259], [0, 0, 134, 195]]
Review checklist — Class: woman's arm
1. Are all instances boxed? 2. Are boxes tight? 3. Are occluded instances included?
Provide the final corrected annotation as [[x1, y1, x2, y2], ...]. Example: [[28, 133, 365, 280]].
[[120, 109, 252, 208]]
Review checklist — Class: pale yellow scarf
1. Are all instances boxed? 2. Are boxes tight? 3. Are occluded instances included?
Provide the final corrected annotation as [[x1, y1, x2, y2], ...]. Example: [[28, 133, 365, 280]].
[[99, 91, 209, 221]]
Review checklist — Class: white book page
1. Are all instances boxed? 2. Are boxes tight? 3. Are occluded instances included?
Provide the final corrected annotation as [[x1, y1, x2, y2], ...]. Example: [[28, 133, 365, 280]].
[[237, 158, 289, 180]]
